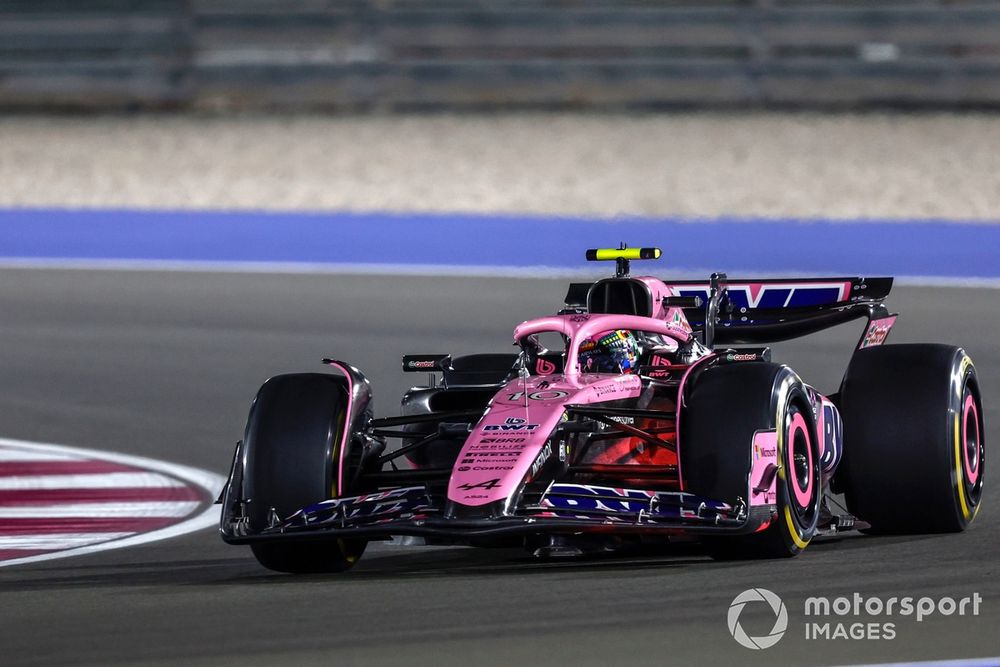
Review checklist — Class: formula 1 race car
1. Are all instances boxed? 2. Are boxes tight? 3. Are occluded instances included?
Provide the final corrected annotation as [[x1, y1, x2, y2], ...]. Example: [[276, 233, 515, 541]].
[[219, 247, 985, 573]]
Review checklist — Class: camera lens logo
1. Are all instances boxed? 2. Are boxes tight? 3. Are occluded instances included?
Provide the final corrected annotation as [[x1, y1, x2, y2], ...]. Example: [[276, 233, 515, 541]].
[[728, 588, 788, 650]]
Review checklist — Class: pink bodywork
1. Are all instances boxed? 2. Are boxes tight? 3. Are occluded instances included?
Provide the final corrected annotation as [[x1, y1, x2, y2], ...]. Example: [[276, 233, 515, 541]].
[[446, 312, 691, 507], [513, 312, 690, 379], [750, 431, 779, 506], [323, 360, 354, 496], [443, 279, 844, 512]]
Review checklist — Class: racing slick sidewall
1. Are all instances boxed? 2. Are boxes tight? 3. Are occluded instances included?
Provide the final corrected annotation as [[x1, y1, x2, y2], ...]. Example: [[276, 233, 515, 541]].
[[838, 344, 985, 533], [681, 361, 820, 546], [774, 377, 822, 554]]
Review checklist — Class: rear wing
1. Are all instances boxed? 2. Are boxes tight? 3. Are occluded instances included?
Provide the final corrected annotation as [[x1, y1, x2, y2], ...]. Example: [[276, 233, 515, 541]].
[[564, 276, 896, 348], [667, 277, 891, 311]]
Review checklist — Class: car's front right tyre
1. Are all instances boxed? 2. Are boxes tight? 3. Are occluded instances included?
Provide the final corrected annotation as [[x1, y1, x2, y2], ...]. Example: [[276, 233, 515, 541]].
[[241, 373, 368, 573]]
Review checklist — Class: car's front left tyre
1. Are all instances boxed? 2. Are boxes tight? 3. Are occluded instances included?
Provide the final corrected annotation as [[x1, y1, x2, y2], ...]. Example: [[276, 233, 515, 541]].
[[683, 362, 821, 559], [251, 539, 366, 574]]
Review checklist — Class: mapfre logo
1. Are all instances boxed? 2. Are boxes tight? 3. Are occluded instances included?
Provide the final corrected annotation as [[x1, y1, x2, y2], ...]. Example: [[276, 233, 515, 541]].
[[728, 588, 788, 650]]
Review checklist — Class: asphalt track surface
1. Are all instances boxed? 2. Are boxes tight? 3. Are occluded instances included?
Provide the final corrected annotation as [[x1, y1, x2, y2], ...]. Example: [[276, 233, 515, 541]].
[[0, 269, 997, 666]]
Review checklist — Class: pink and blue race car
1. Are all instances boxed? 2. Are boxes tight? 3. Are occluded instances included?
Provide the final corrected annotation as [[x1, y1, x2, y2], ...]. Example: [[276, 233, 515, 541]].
[[220, 247, 985, 572]]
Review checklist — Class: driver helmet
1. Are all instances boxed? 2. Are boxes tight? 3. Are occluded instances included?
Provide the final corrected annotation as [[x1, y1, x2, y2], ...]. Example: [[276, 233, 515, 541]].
[[579, 329, 639, 374]]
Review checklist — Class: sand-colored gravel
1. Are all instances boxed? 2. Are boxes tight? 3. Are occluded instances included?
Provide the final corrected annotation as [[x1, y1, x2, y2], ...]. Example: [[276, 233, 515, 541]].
[[1, 113, 997, 220]]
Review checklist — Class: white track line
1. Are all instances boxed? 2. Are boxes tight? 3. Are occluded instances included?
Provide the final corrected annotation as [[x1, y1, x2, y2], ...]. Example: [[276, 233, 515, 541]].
[[0, 501, 200, 518], [1, 257, 999, 288], [0, 533, 135, 550], [0, 449, 82, 462], [0, 472, 184, 490], [0, 437, 225, 568]]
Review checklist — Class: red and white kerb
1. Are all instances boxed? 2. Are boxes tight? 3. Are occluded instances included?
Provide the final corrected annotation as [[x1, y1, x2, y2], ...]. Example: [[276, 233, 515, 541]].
[[0, 438, 224, 567]]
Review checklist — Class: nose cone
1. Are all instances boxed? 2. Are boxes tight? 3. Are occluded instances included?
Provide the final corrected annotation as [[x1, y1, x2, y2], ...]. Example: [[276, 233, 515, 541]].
[[446, 407, 563, 508], [446, 374, 643, 509]]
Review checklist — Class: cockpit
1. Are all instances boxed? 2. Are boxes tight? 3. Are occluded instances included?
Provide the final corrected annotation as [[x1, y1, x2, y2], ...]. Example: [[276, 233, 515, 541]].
[[517, 317, 702, 379], [514, 247, 712, 378]]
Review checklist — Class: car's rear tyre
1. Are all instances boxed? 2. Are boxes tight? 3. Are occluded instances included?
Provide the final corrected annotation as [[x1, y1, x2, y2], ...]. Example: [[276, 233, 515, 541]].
[[243, 373, 368, 573], [838, 344, 984, 533], [683, 362, 821, 560]]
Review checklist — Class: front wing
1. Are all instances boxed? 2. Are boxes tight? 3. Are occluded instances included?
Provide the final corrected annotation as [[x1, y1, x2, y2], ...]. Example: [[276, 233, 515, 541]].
[[222, 483, 772, 544]]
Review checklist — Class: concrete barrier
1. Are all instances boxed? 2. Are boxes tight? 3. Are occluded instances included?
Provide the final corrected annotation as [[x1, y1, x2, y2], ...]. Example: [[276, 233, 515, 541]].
[[2, 1, 999, 110]]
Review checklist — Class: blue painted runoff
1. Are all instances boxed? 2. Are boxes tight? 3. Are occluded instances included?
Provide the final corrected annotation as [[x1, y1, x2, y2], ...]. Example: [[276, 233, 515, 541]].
[[0, 208, 997, 278]]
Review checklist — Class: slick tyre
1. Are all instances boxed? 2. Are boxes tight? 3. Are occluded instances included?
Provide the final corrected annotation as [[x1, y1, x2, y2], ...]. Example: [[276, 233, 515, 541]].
[[243, 373, 367, 573], [838, 345, 984, 533], [743, 392, 823, 558], [250, 539, 365, 575], [683, 363, 821, 559]]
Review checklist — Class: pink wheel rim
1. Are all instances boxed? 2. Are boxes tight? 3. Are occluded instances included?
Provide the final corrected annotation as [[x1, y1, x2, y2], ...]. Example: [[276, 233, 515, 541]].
[[963, 394, 980, 486], [788, 411, 813, 508]]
